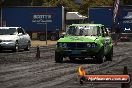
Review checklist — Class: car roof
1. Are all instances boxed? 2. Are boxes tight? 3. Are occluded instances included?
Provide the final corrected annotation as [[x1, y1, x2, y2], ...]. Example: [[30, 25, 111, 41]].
[[71, 24, 104, 27], [0, 27, 20, 29]]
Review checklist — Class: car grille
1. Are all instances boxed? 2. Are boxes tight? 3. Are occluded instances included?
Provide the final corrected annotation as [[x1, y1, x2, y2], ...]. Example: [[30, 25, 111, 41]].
[[67, 43, 87, 49]]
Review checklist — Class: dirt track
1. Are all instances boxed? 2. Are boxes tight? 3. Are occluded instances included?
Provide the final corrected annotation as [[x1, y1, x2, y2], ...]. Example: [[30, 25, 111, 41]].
[[0, 42, 132, 88], [31, 40, 57, 47]]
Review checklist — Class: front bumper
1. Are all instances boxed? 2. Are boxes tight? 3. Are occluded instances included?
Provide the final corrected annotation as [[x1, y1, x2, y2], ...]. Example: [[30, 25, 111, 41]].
[[55, 48, 99, 58], [0, 42, 16, 49]]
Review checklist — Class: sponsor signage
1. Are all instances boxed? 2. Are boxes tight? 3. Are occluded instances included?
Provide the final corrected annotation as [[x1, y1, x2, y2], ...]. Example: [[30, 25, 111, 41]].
[[32, 13, 53, 24]]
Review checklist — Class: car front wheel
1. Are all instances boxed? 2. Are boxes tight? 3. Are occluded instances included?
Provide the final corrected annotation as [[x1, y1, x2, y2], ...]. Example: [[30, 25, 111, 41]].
[[12, 42, 19, 52], [95, 47, 105, 63], [105, 47, 113, 61]]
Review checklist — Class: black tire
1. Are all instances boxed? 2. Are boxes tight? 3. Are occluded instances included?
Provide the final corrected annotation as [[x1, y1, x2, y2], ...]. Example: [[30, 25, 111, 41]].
[[50, 35, 57, 41], [55, 52, 63, 63], [39, 35, 45, 41], [95, 47, 105, 63], [105, 47, 113, 61], [24, 42, 31, 51], [0, 48, 2, 52], [79, 58, 85, 60], [69, 57, 76, 62], [12, 42, 19, 52]]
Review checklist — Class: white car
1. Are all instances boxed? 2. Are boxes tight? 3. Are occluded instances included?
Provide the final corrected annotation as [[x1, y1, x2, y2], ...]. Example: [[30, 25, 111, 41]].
[[0, 27, 31, 52]]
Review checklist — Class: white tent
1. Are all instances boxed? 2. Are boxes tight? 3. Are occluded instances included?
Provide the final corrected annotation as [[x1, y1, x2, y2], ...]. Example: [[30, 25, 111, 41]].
[[66, 12, 87, 20]]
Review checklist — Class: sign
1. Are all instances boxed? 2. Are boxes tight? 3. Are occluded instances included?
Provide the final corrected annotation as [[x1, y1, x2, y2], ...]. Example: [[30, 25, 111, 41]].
[[32, 13, 52, 24]]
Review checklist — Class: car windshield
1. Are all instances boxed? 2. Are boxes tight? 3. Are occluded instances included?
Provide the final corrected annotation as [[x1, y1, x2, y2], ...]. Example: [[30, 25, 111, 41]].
[[0, 28, 17, 35], [67, 26, 100, 36]]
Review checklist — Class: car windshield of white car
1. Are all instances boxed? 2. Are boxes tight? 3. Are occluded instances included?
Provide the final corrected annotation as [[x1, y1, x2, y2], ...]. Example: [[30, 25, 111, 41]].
[[0, 28, 17, 35]]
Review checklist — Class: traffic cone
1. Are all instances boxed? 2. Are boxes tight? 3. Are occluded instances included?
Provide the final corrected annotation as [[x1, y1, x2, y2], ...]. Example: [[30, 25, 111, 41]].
[[36, 46, 40, 59]]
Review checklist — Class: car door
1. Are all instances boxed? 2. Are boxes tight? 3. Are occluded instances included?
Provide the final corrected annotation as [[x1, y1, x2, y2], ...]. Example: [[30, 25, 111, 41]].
[[17, 28, 25, 47], [21, 28, 29, 47]]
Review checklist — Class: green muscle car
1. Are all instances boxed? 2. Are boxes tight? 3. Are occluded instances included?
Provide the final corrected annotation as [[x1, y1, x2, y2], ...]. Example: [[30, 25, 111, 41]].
[[55, 24, 113, 63]]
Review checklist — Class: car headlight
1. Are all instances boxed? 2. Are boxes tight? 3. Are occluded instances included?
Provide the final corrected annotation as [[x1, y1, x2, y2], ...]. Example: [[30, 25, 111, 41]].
[[91, 43, 96, 48], [87, 43, 96, 48], [87, 43, 91, 48], [58, 43, 67, 48]]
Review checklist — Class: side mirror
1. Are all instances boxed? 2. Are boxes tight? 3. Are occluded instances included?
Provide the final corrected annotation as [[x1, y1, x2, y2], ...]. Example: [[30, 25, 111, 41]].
[[59, 32, 66, 38], [18, 33, 23, 36]]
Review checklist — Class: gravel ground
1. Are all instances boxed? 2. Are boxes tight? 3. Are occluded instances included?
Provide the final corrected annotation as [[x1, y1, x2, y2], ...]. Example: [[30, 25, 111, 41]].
[[31, 40, 57, 47], [0, 42, 132, 88]]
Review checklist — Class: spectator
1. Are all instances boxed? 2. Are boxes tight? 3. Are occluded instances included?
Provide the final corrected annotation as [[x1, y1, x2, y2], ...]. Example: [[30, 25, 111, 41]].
[[114, 23, 121, 45]]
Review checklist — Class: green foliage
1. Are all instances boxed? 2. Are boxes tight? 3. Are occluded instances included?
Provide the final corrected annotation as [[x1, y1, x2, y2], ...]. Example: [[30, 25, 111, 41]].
[[49, 0, 79, 12], [123, 0, 132, 5], [2, 0, 32, 6], [78, 0, 113, 15], [31, 0, 43, 6], [1, 0, 131, 15]]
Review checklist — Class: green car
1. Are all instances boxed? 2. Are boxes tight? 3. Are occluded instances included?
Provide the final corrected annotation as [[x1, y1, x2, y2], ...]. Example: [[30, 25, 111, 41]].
[[55, 24, 113, 63]]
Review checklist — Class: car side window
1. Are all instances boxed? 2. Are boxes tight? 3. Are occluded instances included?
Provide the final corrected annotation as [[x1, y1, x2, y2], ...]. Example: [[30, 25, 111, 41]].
[[105, 28, 109, 36], [101, 26, 108, 37], [101, 26, 105, 37], [97, 26, 101, 36], [21, 28, 26, 35]]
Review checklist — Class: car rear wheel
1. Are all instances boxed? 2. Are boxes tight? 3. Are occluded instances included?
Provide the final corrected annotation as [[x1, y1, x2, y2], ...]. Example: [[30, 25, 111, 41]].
[[50, 34, 57, 41], [55, 52, 63, 63], [69, 57, 76, 62], [105, 47, 113, 61], [39, 35, 45, 41], [24, 42, 31, 51], [95, 47, 105, 63]]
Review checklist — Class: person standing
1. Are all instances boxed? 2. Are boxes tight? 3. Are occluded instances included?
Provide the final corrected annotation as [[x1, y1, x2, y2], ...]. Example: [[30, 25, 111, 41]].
[[114, 23, 121, 45]]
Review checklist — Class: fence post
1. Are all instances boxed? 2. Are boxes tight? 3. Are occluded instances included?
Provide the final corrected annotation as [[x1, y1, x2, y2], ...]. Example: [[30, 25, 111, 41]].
[[121, 66, 130, 88], [36, 46, 40, 59]]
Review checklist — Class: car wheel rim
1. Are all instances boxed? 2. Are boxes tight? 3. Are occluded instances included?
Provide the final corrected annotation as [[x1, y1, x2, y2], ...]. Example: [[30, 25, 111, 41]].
[[16, 46, 18, 51], [28, 45, 30, 50], [15, 43, 19, 51]]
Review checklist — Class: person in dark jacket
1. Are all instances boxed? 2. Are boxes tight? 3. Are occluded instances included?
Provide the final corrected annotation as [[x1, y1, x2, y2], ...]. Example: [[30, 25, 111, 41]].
[[114, 23, 121, 45]]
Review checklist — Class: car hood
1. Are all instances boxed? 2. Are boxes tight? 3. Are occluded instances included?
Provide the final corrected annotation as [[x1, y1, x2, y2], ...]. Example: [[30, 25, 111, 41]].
[[0, 35, 17, 40], [58, 36, 98, 43]]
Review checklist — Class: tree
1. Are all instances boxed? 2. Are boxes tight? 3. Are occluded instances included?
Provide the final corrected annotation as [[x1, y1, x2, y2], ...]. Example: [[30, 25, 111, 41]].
[[49, 0, 79, 11], [2, 0, 32, 6], [123, 0, 132, 5], [77, 0, 113, 16], [1, 0, 123, 16], [31, 0, 43, 6], [0, 0, 4, 6]]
